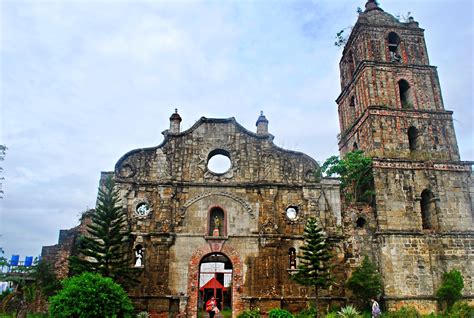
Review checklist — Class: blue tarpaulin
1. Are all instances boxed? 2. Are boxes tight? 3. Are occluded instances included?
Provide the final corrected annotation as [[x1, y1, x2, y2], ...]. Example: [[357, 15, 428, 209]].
[[10, 255, 19, 266], [24, 256, 33, 266]]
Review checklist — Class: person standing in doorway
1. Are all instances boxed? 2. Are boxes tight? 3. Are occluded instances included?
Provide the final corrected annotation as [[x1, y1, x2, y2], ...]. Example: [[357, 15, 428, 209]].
[[206, 296, 217, 318]]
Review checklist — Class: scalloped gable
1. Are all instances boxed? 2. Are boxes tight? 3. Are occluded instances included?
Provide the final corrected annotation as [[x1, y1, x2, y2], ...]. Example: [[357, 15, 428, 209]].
[[114, 116, 320, 185]]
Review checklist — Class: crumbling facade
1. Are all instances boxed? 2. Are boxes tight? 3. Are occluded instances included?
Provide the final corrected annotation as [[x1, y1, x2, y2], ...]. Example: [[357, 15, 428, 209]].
[[43, 0, 473, 316], [337, 0, 473, 313]]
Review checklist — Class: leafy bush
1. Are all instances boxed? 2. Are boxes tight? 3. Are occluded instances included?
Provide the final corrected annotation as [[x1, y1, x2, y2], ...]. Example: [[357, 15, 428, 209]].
[[447, 301, 474, 318], [382, 306, 419, 318], [346, 256, 383, 310], [136, 312, 150, 318], [324, 312, 337, 318], [337, 305, 360, 318], [436, 269, 464, 310], [295, 306, 318, 318], [269, 308, 293, 318], [237, 309, 261, 318], [49, 272, 134, 318]]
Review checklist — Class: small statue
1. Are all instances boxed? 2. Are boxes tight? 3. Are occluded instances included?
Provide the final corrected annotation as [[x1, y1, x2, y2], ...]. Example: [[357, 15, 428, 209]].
[[134, 246, 143, 267], [289, 249, 297, 269], [214, 216, 220, 229]]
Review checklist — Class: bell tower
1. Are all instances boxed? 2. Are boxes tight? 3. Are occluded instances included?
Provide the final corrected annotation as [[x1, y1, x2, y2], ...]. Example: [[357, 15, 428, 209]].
[[337, 0, 473, 311]]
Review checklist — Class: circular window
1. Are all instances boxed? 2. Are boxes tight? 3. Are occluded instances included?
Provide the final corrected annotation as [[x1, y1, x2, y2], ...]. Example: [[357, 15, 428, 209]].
[[136, 202, 151, 217], [207, 150, 232, 174], [286, 206, 298, 220]]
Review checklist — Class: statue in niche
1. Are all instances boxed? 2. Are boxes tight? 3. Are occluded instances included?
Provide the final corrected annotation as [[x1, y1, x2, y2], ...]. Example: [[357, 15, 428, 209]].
[[213, 215, 221, 236], [289, 248, 297, 269], [134, 245, 144, 267]]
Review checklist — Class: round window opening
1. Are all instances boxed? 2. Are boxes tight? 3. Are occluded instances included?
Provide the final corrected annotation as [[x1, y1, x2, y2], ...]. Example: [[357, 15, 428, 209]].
[[286, 206, 298, 220], [207, 150, 232, 174]]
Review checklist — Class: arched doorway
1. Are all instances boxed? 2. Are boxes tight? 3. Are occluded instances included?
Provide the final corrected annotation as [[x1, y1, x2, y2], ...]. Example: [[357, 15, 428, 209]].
[[198, 253, 233, 316]]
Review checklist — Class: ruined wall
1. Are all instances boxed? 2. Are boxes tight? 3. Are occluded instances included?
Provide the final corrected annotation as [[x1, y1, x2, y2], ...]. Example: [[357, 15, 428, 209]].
[[108, 117, 343, 317]]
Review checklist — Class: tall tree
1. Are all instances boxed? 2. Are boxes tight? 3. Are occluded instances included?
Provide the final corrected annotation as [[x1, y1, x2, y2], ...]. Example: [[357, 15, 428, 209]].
[[291, 217, 333, 316], [346, 256, 383, 310], [69, 176, 133, 285]]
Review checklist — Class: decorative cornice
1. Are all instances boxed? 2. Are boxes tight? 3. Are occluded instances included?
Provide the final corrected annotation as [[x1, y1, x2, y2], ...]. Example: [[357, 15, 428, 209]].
[[181, 191, 255, 219], [372, 159, 473, 172]]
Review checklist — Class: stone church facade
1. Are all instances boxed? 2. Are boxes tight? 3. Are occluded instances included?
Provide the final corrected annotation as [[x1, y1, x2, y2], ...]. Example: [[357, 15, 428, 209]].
[[42, 1, 473, 316]]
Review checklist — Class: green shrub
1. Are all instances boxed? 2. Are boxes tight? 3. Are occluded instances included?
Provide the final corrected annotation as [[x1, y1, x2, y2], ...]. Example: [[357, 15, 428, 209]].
[[237, 309, 261, 318], [268, 309, 293, 318], [324, 312, 338, 318], [337, 305, 360, 318], [436, 269, 464, 310], [447, 301, 474, 318], [136, 312, 150, 318], [49, 272, 134, 318], [295, 306, 318, 318], [382, 306, 420, 318]]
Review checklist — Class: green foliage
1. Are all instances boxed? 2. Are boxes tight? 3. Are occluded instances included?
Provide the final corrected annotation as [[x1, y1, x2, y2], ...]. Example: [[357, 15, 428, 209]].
[[136, 312, 150, 318], [70, 176, 134, 286], [237, 308, 261, 318], [295, 306, 318, 318], [322, 151, 374, 203], [291, 218, 333, 310], [381, 307, 419, 318], [269, 308, 294, 318], [447, 301, 474, 318], [324, 312, 337, 318], [436, 269, 464, 310], [338, 305, 360, 318], [49, 272, 133, 318], [0, 258, 58, 315], [221, 308, 233, 318], [34, 260, 61, 297], [346, 256, 383, 310]]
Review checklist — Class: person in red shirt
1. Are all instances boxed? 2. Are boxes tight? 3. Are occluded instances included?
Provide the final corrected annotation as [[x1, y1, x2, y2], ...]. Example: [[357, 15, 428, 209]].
[[205, 296, 218, 318]]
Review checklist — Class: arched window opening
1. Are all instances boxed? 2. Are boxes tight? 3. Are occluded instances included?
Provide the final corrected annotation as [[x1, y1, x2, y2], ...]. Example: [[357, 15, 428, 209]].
[[408, 126, 419, 151], [349, 96, 356, 107], [348, 51, 355, 78], [353, 142, 359, 150], [420, 189, 436, 230], [288, 248, 297, 269], [356, 217, 366, 228], [209, 207, 225, 237], [388, 32, 402, 62], [398, 79, 413, 109], [199, 253, 233, 314]]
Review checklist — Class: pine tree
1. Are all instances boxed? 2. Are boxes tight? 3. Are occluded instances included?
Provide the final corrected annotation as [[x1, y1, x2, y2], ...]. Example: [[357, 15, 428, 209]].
[[346, 256, 383, 310], [291, 217, 333, 315], [70, 176, 133, 285]]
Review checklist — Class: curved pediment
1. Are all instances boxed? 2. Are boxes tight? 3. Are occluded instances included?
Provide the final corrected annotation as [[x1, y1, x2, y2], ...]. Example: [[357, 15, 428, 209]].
[[114, 116, 320, 185]]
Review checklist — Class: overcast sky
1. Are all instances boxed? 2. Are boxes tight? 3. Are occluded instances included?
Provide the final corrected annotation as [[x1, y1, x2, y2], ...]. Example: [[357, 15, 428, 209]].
[[1, 0, 472, 259]]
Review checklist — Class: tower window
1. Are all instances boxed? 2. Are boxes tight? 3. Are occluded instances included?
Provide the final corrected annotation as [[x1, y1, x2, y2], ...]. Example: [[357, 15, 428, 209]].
[[353, 142, 358, 150], [348, 51, 355, 78], [420, 189, 436, 230], [408, 126, 419, 151], [398, 80, 413, 109], [349, 96, 356, 107], [388, 32, 402, 62]]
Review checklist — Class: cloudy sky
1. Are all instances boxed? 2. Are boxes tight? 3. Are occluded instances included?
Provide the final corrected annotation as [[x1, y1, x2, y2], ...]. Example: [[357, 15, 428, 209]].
[[1, 0, 472, 259]]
